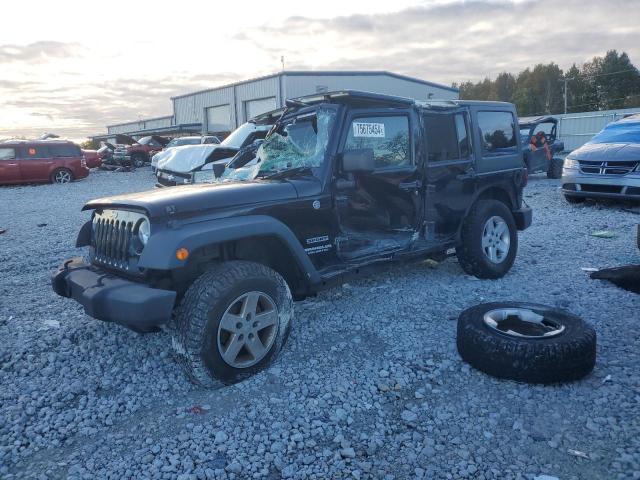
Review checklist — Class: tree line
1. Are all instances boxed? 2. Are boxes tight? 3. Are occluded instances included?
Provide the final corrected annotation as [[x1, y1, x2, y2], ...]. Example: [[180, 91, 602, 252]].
[[454, 50, 640, 116]]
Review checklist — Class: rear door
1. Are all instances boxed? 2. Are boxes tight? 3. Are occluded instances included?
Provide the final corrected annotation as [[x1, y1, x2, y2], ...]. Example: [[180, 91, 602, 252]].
[[423, 110, 476, 242], [0, 147, 21, 183], [17, 145, 52, 181]]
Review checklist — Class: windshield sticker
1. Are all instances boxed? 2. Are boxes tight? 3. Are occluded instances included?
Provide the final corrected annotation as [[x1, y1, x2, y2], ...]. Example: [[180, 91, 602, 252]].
[[353, 122, 385, 138], [306, 235, 329, 245]]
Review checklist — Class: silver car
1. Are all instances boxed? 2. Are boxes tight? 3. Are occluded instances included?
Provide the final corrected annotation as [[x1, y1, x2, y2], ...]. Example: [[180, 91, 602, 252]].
[[562, 114, 640, 203]]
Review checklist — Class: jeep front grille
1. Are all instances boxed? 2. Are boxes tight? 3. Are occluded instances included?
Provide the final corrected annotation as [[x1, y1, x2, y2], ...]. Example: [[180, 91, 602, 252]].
[[91, 210, 146, 270], [579, 160, 639, 176]]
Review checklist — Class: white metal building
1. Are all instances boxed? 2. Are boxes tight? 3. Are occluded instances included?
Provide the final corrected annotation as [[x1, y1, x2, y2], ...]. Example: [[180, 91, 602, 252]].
[[95, 71, 458, 141]]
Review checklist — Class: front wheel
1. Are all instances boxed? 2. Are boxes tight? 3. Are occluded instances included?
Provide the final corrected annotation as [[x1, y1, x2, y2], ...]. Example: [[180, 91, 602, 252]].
[[171, 261, 293, 387], [456, 200, 518, 279], [131, 154, 146, 168]]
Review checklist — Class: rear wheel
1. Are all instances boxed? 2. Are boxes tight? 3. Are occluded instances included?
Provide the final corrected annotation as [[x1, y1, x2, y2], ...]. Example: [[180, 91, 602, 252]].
[[547, 157, 563, 179], [456, 200, 518, 279], [171, 261, 293, 387], [51, 168, 73, 184]]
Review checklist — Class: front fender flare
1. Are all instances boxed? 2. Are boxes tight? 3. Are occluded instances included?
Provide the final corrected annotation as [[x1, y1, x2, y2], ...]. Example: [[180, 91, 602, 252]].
[[138, 215, 321, 284]]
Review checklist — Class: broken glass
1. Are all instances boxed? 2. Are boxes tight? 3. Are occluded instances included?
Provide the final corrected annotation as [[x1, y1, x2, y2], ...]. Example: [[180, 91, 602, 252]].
[[219, 107, 336, 182]]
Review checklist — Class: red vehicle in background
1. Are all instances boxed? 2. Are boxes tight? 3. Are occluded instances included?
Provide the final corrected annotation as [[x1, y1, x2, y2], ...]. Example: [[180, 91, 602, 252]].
[[82, 149, 102, 168], [0, 140, 89, 185], [121, 135, 169, 167]]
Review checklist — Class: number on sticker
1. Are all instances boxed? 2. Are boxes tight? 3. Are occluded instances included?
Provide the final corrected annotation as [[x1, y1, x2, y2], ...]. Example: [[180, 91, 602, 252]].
[[353, 122, 385, 138]]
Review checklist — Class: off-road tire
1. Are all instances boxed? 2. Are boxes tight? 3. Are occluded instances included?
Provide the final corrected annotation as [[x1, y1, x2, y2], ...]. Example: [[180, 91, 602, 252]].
[[51, 168, 74, 184], [563, 193, 585, 204], [547, 157, 563, 179], [457, 302, 596, 383], [456, 200, 518, 279], [171, 261, 293, 388], [131, 154, 146, 168]]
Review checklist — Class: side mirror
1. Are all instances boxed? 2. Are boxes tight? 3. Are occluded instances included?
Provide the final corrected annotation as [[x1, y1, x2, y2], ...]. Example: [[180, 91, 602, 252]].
[[212, 162, 226, 178], [342, 148, 375, 173]]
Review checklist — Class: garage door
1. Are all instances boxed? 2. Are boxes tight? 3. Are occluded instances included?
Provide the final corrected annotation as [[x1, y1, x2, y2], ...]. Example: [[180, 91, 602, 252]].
[[244, 97, 277, 121], [206, 105, 231, 132]]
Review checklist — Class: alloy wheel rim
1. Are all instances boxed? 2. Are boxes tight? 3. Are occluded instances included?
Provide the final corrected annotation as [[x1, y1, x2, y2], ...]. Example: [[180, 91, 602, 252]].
[[216, 291, 278, 368], [55, 171, 71, 183], [483, 308, 565, 339], [481, 216, 510, 263]]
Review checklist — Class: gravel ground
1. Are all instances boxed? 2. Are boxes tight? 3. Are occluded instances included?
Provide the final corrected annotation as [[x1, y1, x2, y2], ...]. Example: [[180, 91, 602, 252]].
[[1, 169, 639, 480]]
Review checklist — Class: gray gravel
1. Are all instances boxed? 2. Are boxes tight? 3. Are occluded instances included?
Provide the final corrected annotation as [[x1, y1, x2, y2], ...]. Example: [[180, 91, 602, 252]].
[[1, 169, 639, 479]]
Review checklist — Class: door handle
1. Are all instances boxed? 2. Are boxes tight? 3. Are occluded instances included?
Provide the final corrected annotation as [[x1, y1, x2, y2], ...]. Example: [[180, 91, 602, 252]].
[[399, 180, 422, 190]]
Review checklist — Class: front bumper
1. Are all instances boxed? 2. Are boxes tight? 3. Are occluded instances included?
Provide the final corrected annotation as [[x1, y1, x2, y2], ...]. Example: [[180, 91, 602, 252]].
[[512, 206, 532, 230], [52, 258, 176, 331], [561, 169, 640, 199]]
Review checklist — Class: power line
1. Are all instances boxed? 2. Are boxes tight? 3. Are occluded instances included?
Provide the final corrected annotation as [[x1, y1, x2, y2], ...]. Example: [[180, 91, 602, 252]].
[[524, 93, 640, 117], [578, 68, 639, 79]]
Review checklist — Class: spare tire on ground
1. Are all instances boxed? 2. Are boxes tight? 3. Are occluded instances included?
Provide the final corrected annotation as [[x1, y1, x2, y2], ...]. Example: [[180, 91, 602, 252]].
[[456, 302, 596, 384]]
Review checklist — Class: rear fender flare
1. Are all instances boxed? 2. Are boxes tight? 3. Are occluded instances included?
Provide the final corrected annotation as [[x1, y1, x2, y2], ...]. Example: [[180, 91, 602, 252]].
[[138, 215, 320, 284]]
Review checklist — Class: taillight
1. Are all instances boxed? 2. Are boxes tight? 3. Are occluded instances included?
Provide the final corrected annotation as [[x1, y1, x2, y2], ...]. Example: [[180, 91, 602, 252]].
[[81, 157, 87, 167], [522, 168, 528, 187]]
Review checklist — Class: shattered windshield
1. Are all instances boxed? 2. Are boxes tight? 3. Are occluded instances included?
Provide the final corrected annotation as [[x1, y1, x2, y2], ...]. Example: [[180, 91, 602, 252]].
[[219, 106, 336, 182]]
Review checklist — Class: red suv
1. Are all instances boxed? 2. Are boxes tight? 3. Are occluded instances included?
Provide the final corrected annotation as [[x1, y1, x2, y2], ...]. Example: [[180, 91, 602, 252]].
[[0, 140, 90, 185]]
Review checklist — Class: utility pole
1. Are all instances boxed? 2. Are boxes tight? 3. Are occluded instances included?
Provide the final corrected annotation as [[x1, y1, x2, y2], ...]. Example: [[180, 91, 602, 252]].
[[281, 56, 285, 71], [560, 77, 574, 114]]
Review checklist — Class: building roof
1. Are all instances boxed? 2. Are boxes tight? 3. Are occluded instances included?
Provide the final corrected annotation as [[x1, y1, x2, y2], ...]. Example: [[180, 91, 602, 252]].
[[106, 115, 173, 129], [170, 70, 459, 100]]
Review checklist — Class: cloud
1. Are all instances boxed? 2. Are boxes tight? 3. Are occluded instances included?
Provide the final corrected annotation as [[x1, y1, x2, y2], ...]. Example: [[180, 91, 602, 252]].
[[0, 73, 243, 139], [236, 0, 640, 84], [0, 41, 82, 64], [2, 0, 639, 140]]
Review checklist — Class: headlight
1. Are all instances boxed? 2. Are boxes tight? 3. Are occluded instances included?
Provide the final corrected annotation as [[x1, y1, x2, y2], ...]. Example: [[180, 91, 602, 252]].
[[137, 218, 150, 246], [563, 158, 579, 169]]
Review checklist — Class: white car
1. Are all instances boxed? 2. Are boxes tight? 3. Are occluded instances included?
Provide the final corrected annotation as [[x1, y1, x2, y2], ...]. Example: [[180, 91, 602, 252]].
[[155, 121, 271, 186]]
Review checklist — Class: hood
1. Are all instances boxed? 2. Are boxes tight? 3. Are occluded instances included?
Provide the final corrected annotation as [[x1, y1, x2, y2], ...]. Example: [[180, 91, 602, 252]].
[[569, 142, 640, 162], [157, 144, 239, 172], [83, 179, 298, 217]]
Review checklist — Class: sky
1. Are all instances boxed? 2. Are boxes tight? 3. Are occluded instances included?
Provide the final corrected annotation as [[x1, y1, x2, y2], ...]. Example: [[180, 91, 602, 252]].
[[1, 0, 639, 141]]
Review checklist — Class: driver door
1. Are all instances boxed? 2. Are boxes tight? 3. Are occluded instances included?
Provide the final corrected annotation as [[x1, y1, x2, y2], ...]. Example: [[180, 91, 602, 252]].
[[334, 109, 421, 260]]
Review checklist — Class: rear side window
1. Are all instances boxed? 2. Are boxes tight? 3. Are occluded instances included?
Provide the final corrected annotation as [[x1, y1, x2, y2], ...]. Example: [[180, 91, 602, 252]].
[[0, 147, 16, 160], [21, 145, 49, 159], [49, 144, 81, 157], [345, 115, 410, 168], [425, 113, 471, 162], [477, 111, 517, 156]]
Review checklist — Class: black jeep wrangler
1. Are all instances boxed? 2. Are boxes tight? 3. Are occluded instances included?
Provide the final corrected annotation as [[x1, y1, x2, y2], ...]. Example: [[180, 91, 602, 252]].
[[52, 91, 531, 386]]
